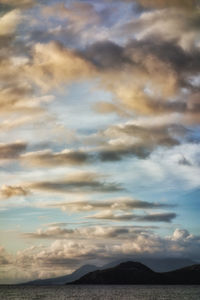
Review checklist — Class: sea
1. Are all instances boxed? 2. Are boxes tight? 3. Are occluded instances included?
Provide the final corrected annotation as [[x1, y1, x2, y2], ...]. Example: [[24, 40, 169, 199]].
[[0, 285, 200, 300]]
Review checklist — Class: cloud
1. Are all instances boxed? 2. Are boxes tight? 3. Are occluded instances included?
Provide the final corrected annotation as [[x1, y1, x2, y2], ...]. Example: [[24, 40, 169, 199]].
[[84, 41, 131, 70], [21, 149, 90, 167], [14, 241, 102, 278], [0, 246, 12, 266], [42, 2, 100, 29], [0, 9, 21, 36], [171, 228, 191, 241], [27, 41, 95, 90], [23, 224, 156, 240], [94, 122, 182, 161], [122, 0, 198, 10], [0, 0, 35, 8], [89, 211, 177, 223], [178, 156, 192, 166], [0, 141, 27, 159], [39, 2, 113, 48], [121, 9, 200, 51], [82, 36, 200, 124], [93, 101, 132, 117], [0, 185, 29, 200], [28, 172, 122, 194], [1, 227, 200, 283], [49, 197, 173, 213]]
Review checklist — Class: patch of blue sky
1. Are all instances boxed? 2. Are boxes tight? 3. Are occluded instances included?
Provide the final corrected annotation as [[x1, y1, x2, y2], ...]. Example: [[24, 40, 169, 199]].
[[0, 204, 82, 232], [48, 80, 123, 135]]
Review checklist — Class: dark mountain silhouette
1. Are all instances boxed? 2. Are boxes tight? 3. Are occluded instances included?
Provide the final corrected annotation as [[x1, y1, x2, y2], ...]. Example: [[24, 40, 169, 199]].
[[164, 264, 200, 284], [19, 257, 198, 285], [70, 261, 200, 285], [102, 257, 196, 273], [22, 264, 98, 285]]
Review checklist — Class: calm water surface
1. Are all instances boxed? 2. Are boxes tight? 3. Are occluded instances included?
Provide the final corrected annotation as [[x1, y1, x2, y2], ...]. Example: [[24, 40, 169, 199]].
[[0, 285, 200, 300]]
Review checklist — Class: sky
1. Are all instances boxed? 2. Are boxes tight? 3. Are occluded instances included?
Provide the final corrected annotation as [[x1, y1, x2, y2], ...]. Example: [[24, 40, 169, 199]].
[[0, 0, 200, 284]]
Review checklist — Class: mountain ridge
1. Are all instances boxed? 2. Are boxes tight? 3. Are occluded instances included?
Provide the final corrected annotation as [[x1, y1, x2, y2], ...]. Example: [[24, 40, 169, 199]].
[[70, 261, 200, 285], [19, 257, 198, 285]]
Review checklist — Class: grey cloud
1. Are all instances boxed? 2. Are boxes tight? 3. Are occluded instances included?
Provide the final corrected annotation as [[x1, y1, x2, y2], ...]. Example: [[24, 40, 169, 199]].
[[0, 0, 35, 8], [0, 247, 12, 265], [81, 33, 200, 122], [121, 9, 200, 48], [125, 38, 200, 77], [22, 149, 90, 167], [97, 144, 154, 162], [139, 213, 177, 222], [83, 41, 132, 70], [23, 225, 156, 240], [96, 123, 182, 161], [48, 197, 174, 213], [178, 156, 192, 166], [0, 141, 27, 159], [90, 211, 177, 223], [115, 0, 198, 10], [29, 172, 122, 194], [82, 37, 200, 87]]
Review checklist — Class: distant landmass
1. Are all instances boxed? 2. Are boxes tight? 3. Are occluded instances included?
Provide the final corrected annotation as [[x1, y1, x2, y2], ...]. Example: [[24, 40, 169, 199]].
[[22, 264, 98, 285], [101, 257, 196, 273], [20, 257, 198, 285], [70, 261, 200, 285]]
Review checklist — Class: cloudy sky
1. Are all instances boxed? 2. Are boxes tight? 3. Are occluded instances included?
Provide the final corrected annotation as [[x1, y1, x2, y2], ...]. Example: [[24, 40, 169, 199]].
[[0, 0, 200, 284]]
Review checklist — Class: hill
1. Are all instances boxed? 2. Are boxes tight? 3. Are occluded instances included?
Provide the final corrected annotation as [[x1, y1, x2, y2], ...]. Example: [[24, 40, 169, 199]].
[[70, 261, 200, 285]]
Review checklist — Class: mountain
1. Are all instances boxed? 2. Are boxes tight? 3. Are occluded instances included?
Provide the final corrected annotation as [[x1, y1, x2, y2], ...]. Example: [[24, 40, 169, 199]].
[[22, 264, 98, 285], [141, 257, 197, 272], [69, 261, 200, 285], [70, 261, 163, 285], [164, 264, 200, 284], [19, 257, 198, 285], [101, 257, 197, 273]]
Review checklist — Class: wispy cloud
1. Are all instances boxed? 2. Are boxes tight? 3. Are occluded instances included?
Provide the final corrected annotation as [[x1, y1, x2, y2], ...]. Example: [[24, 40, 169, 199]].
[[0, 185, 29, 200], [48, 197, 174, 213], [22, 149, 90, 167], [28, 171, 122, 194], [89, 211, 177, 223], [0, 141, 27, 159]]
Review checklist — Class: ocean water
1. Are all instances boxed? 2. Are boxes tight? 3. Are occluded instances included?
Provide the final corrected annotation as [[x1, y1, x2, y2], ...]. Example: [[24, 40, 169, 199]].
[[0, 285, 200, 300]]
